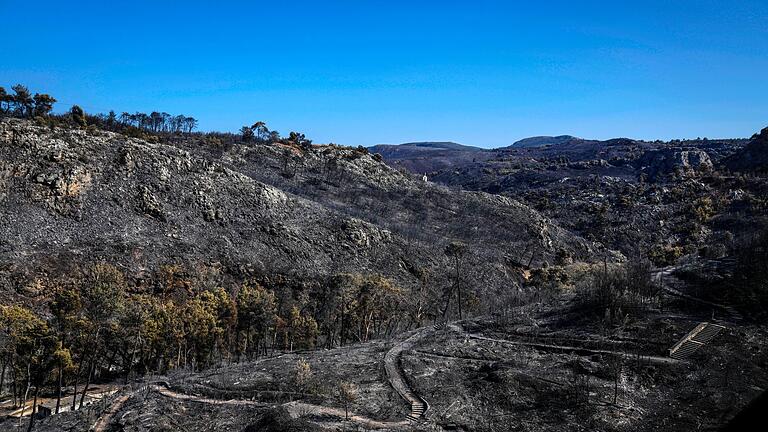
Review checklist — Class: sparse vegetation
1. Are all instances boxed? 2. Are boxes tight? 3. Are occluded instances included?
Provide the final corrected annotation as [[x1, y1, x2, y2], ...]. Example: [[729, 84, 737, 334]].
[[337, 381, 358, 420], [575, 259, 658, 324]]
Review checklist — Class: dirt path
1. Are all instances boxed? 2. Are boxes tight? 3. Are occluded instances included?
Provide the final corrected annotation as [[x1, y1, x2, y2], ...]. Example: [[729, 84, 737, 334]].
[[150, 382, 411, 429], [2, 387, 118, 419], [383, 327, 432, 422], [444, 322, 682, 365], [465, 332, 683, 365], [141, 326, 435, 430], [91, 392, 131, 432], [154, 384, 269, 407], [285, 401, 411, 429]]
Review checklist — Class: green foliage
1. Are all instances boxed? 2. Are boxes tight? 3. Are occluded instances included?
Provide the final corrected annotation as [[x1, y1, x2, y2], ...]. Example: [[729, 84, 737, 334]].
[[326, 273, 404, 345], [285, 131, 312, 150], [241, 125, 255, 142], [0, 84, 59, 119], [236, 283, 277, 358], [293, 358, 312, 391], [0, 263, 414, 409], [32, 93, 56, 117], [11, 84, 33, 117], [70, 105, 87, 127], [690, 196, 715, 222], [648, 243, 683, 266]]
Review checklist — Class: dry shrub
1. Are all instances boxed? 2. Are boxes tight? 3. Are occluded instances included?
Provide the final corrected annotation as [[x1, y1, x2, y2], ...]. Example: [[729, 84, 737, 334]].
[[576, 259, 658, 324]]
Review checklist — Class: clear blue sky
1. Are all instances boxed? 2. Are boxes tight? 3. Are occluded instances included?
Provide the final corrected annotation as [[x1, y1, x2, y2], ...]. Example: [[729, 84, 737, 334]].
[[2, 0, 767, 147]]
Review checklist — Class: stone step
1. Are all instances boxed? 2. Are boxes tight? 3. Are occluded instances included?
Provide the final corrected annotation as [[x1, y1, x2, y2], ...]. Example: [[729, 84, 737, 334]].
[[671, 341, 703, 359]]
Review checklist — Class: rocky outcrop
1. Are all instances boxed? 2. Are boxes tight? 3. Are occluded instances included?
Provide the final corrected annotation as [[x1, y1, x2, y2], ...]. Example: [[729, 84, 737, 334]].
[[636, 148, 714, 180]]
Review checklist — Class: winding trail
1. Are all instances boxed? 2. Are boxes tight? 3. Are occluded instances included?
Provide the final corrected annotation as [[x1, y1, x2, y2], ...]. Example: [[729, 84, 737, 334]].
[[89, 326, 436, 430], [383, 327, 432, 423], [88, 314, 688, 430], [153, 383, 412, 429]]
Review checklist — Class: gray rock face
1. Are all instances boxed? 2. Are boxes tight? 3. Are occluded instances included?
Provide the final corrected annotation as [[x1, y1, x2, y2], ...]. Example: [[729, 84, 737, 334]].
[[637, 148, 713, 180], [0, 119, 606, 301]]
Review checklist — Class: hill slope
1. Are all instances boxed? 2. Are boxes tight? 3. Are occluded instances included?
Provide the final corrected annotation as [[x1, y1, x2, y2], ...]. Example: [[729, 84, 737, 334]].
[[0, 119, 607, 304], [723, 127, 768, 173], [509, 135, 580, 148], [368, 141, 490, 173]]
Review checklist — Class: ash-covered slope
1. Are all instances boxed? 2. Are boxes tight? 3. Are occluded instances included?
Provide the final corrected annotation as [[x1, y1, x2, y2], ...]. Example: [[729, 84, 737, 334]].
[[723, 126, 768, 173], [200, 137, 608, 270], [0, 119, 607, 300], [0, 119, 427, 285], [367, 141, 491, 173]]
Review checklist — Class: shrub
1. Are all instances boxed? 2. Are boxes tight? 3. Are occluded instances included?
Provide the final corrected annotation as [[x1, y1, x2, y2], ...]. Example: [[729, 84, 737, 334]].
[[70, 105, 87, 127], [648, 243, 683, 266], [576, 259, 657, 324], [294, 358, 312, 391]]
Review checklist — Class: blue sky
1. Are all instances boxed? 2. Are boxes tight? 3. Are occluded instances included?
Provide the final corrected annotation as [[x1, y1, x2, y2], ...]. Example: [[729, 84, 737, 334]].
[[1, 0, 767, 147]]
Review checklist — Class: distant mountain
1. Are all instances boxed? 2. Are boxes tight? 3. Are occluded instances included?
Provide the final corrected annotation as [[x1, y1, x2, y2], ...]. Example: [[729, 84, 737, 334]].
[[368, 141, 489, 173], [509, 135, 580, 148], [369, 141, 484, 153], [723, 127, 768, 173]]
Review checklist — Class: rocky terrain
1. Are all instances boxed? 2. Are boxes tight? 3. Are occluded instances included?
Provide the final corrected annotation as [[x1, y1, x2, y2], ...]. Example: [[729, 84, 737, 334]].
[[1, 117, 767, 432], [723, 127, 768, 174], [0, 118, 607, 308], [416, 134, 765, 261]]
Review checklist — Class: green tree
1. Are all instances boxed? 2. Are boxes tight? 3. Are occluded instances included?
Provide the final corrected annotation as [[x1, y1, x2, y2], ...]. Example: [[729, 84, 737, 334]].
[[11, 84, 33, 117], [49, 285, 82, 413], [0, 86, 10, 114], [240, 125, 255, 142], [236, 283, 277, 358], [286, 306, 318, 351], [251, 121, 269, 141], [70, 105, 87, 127], [0, 305, 54, 429], [294, 358, 312, 392], [75, 264, 125, 409], [287, 131, 312, 150], [51, 344, 74, 414], [32, 93, 56, 117]]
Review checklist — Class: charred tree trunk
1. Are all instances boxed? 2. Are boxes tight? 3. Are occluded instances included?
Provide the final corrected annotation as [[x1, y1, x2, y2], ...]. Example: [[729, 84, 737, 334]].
[[55, 363, 63, 414], [78, 359, 96, 409], [0, 359, 6, 398], [71, 360, 82, 411], [26, 386, 38, 432]]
